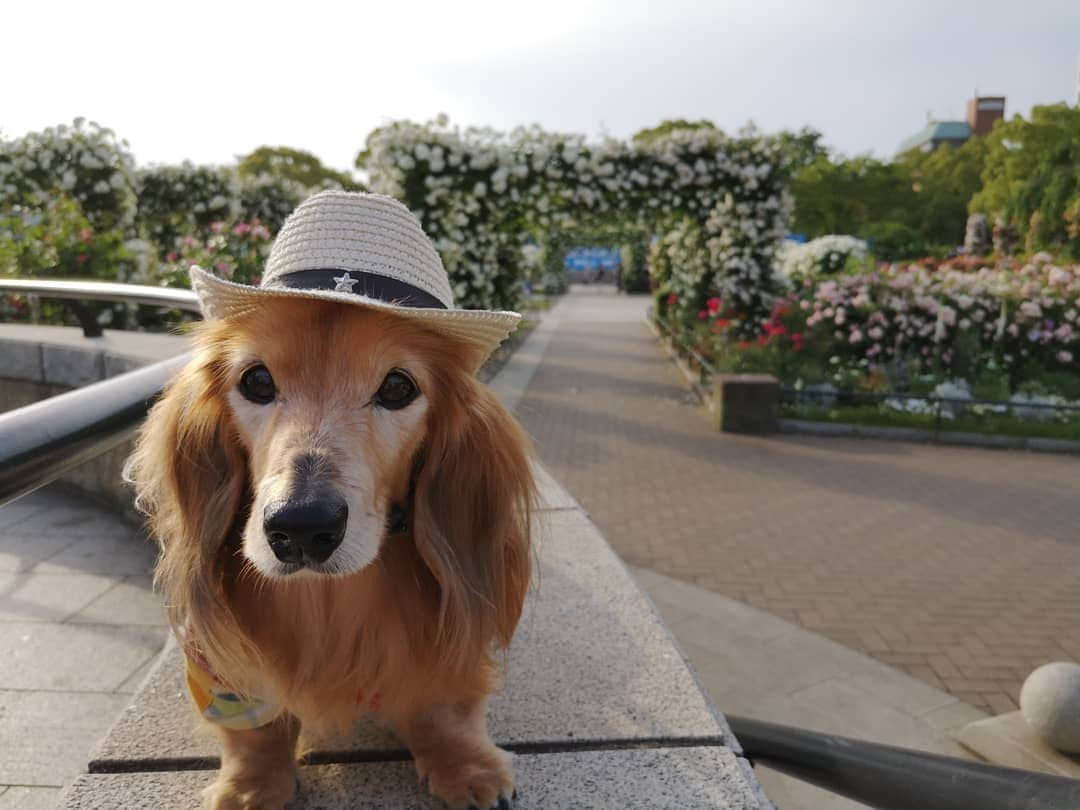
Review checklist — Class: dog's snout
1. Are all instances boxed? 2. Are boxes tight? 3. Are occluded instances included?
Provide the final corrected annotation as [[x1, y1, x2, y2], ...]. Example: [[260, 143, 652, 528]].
[[263, 495, 348, 565]]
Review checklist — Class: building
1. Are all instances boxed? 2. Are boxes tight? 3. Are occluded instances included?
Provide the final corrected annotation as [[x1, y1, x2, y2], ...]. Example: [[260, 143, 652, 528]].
[[897, 96, 1005, 155]]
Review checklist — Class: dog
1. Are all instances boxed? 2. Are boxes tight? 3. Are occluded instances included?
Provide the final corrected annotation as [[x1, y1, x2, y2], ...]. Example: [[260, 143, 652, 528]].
[[125, 192, 535, 809]]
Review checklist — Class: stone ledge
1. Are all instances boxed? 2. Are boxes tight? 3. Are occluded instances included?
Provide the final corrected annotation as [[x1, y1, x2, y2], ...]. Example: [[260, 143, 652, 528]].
[[957, 711, 1080, 778], [65, 746, 766, 809], [0, 324, 190, 385], [89, 508, 735, 772]]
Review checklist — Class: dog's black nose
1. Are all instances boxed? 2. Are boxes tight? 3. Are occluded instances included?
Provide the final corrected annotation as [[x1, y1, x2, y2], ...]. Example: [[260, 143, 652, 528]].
[[263, 496, 348, 565]]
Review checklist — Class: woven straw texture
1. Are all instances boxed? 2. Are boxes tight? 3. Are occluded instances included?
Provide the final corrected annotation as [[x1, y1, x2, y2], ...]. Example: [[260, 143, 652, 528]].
[[265, 191, 454, 307], [190, 191, 521, 364]]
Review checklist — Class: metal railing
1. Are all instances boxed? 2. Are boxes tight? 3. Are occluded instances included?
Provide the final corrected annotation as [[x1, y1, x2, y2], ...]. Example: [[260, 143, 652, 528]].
[[2, 286, 1079, 808], [0, 352, 191, 507], [730, 715, 1080, 809], [0, 278, 199, 337], [783, 385, 1080, 438]]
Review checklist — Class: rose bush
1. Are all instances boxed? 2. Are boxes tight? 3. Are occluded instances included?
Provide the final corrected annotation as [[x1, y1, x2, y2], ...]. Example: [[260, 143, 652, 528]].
[[361, 117, 791, 317], [679, 253, 1080, 400], [152, 218, 273, 289], [779, 234, 868, 279]]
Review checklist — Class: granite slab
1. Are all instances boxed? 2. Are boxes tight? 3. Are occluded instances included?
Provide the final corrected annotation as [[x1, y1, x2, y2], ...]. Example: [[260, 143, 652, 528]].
[[0, 690, 132, 787], [89, 507, 730, 771], [531, 462, 579, 512], [957, 711, 1080, 778], [67, 746, 767, 809]]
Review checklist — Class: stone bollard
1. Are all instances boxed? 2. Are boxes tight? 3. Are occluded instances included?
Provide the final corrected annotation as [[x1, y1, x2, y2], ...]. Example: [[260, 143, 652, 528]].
[[711, 374, 779, 434], [1020, 662, 1080, 753]]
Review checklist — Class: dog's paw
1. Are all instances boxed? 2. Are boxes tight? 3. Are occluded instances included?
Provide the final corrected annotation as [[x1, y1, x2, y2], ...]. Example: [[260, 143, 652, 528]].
[[415, 743, 515, 810], [202, 768, 298, 810]]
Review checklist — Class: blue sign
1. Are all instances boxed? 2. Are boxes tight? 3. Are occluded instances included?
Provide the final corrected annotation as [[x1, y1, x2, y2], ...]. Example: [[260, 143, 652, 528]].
[[784, 233, 808, 244], [565, 247, 621, 271]]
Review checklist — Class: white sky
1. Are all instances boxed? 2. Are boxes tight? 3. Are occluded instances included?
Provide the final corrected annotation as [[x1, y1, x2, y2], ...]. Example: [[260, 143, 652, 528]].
[[3, 0, 1078, 174]]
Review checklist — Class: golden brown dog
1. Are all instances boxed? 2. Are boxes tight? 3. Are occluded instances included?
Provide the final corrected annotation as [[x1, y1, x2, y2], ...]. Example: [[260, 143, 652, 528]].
[[127, 297, 534, 809]]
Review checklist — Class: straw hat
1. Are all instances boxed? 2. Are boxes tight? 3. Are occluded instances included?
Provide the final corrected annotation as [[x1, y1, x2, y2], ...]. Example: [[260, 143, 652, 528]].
[[190, 190, 521, 364]]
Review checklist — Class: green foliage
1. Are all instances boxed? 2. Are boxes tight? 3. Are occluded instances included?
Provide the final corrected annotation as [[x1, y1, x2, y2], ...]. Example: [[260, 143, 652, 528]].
[[791, 156, 917, 238], [236, 176, 304, 233], [772, 127, 828, 172], [899, 138, 987, 246], [859, 221, 927, 261], [970, 104, 1080, 258], [238, 146, 364, 192], [153, 220, 273, 288], [0, 193, 134, 329], [135, 163, 238, 248], [631, 119, 718, 145], [0, 194, 126, 280]]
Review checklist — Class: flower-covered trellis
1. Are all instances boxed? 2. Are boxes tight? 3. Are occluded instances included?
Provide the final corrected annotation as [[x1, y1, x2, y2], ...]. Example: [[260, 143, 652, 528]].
[[361, 118, 792, 327]]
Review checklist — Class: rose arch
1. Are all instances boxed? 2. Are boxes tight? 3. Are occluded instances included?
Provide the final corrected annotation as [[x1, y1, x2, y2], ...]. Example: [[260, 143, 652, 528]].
[[360, 118, 793, 332]]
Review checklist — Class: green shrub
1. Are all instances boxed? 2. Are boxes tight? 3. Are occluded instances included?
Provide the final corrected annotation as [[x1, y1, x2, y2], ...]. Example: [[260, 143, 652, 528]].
[[860, 221, 927, 261]]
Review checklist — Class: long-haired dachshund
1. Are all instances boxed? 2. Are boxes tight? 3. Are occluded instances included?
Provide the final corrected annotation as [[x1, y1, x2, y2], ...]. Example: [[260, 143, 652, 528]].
[[127, 285, 534, 808]]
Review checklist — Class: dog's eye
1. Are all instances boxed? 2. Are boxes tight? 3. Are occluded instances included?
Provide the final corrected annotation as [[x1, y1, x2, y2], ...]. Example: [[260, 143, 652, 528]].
[[375, 370, 418, 410], [239, 364, 276, 404]]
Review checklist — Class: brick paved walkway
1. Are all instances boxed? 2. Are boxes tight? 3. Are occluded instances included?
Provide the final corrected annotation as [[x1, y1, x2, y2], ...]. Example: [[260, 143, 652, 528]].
[[515, 286, 1080, 714]]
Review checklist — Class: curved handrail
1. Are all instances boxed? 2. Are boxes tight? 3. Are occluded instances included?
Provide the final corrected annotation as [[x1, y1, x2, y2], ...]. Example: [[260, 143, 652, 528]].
[[728, 714, 1080, 810], [0, 278, 200, 313], [0, 353, 192, 507]]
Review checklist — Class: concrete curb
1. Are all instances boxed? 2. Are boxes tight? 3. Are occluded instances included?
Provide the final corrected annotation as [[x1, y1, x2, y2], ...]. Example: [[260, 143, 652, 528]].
[[779, 418, 1080, 455]]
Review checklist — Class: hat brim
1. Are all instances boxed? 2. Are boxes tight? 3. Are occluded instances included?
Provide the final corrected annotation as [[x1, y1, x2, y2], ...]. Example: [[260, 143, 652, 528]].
[[190, 266, 522, 367]]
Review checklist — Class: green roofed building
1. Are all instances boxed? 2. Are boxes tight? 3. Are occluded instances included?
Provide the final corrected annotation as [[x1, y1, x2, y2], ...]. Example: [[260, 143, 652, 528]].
[[896, 96, 1005, 155]]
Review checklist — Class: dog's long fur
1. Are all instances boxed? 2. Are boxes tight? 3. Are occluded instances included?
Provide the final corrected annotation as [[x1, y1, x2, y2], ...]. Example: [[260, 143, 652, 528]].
[[126, 298, 534, 808]]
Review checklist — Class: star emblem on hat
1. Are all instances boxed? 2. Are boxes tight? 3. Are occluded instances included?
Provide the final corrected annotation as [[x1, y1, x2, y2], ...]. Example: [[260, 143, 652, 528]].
[[333, 272, 358, 292]]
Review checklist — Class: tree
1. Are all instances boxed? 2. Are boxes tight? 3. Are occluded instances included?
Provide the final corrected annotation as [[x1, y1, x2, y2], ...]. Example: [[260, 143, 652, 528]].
[[631, 119, 718, 145], [900, 137, 987, 247], [238, 146, 364, 191], [773, 127, 828, 172], [790, 156, 917, 238], [970, 104, 1080, 257]]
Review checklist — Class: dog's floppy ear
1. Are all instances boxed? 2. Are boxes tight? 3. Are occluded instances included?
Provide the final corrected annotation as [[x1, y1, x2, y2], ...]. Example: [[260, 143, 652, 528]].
[[125, 346, 253, 672], [412, 379, 535, 668]]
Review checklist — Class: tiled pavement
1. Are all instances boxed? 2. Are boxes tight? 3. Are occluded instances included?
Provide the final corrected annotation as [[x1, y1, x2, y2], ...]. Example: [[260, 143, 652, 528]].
[[0, 487, 166, 807], [514, 286, 1080, 715]]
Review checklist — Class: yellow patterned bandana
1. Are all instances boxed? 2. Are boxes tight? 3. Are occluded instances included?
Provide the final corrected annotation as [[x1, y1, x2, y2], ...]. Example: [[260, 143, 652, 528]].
[[183, 645, 281, 731]]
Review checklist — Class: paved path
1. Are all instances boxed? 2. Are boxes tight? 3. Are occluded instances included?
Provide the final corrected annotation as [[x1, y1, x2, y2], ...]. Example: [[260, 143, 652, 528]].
[[0, 486, 165, 808], [514, 285, 1080, 715]]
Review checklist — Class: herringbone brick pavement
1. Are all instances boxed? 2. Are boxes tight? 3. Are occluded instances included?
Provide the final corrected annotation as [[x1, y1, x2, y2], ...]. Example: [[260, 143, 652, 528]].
[[515, 287, 1080, 714]]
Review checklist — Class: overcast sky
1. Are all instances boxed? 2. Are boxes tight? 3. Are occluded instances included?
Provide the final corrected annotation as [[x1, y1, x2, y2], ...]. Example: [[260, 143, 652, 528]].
[[4, 0, 1077, 174]]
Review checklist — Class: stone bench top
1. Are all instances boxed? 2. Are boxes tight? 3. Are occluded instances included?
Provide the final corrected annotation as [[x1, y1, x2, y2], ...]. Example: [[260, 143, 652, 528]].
[[61, 471, 769, 807], [0, 323, 190, 388], [13, 320, 767, 806], [65, 747, 762, 809]]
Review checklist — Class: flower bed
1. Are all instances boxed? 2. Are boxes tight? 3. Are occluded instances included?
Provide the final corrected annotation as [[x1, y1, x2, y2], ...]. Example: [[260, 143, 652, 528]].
[[655, 254, 1080, 435]]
